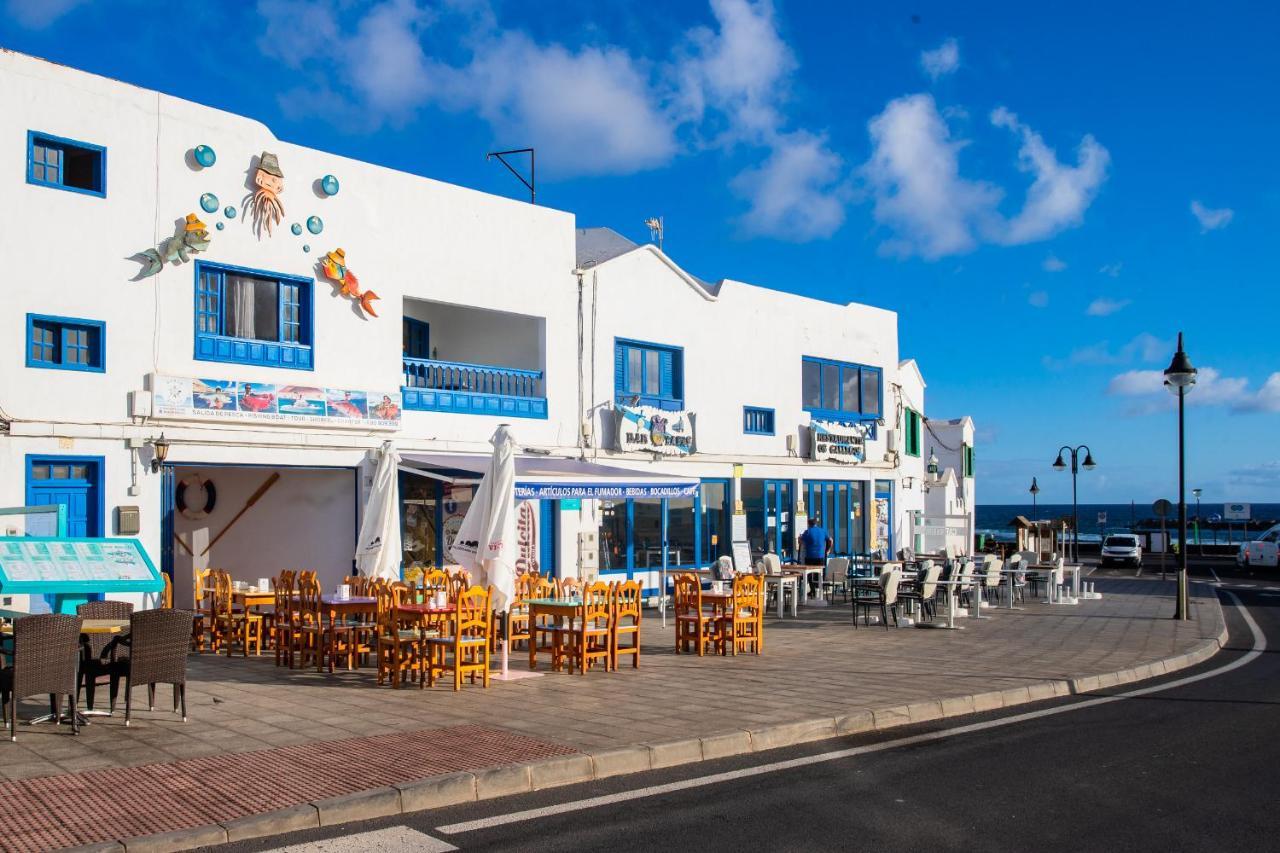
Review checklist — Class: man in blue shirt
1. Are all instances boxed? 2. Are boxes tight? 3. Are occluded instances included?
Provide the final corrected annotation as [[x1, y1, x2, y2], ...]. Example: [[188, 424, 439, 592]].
[[798, 517, 833, 596]]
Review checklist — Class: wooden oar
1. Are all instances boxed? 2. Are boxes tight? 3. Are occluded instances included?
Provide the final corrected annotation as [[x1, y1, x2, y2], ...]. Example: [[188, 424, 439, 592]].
[[200, 472, 280, 556]]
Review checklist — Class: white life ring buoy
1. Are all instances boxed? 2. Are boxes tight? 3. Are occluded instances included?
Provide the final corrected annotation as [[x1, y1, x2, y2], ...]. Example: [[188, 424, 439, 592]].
[[176, 474, 217, 520]]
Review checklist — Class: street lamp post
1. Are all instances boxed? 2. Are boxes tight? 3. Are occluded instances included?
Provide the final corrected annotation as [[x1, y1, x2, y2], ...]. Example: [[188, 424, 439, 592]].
[[1052, 446, 1096, 563], [1192, 488, 1203, 555], [1164, 332, 1197, 620], [1029, 477, 1040, 520]]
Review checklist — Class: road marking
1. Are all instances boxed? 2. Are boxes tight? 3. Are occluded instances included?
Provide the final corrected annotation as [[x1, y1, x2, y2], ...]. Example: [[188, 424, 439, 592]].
[[1209, 565, 1221, 584], [263, 826, 457, 852], [437, 591, 1262, 837]]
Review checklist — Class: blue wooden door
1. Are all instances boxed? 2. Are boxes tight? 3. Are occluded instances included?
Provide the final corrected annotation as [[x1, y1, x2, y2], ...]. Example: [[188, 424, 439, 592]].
[[538, 499, 558, 577], [26, 457, 102, 537]]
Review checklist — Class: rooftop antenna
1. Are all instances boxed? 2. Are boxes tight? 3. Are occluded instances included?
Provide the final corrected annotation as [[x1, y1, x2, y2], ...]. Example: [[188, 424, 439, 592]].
[[644, 216, 664, 251], [486, 148, 535, 204]]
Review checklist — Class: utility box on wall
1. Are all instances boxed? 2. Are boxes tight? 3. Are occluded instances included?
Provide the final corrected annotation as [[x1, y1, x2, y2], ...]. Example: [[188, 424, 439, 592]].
[[577, 530, 599, 578], [116, 505, 141, 536]]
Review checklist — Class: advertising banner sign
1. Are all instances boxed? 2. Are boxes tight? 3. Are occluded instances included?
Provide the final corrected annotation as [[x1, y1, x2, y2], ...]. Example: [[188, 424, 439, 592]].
[[152, 374, 401, 430], [1224, 503, 1251, 520], [616, 404, 695, 456], [809, 420, 867, 464]]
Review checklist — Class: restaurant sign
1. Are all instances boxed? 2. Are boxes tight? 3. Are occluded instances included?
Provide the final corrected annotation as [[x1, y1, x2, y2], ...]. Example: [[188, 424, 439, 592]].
[[616, 404, 695, 456], [809, 420, 867, 464], [151, 374, 401, 430]]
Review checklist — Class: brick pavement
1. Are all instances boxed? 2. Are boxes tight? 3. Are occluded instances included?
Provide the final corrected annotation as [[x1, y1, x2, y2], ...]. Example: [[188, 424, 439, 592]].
[[0, 577, 1223, 851]]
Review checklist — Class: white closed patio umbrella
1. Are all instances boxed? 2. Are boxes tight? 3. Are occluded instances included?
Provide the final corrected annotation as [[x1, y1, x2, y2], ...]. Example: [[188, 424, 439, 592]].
[[355, 441, 403, 582], [450, 424, 529, 678]]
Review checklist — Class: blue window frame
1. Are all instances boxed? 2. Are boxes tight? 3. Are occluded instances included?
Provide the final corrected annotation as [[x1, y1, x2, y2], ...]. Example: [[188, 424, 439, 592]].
[[743, 406, 775, 435], [403, 317, 430, 359], [193, 260, 314, 370], [27, 131, 106, 197], [614, 338, 683, 410], [801, 356, 882, 423], [25, 314, 105, 372]]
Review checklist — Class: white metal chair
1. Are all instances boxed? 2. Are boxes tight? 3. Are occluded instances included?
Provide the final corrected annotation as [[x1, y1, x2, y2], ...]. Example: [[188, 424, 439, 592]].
[[853, 565, 901, 629], [823, 556, 851, 602]]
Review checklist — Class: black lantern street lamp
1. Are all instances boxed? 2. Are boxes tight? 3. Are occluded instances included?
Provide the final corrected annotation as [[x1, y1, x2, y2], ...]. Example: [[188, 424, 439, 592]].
[[927, 450, 939, 479], [1029, 477, 1040, 520], [1164, 332, 1197, 620], [150, 434, 170, 473], [1052, 445, 1096, 562]]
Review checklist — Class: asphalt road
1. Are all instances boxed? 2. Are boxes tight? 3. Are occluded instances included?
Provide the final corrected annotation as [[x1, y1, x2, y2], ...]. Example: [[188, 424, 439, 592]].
[[214, 563, 1280, 853]]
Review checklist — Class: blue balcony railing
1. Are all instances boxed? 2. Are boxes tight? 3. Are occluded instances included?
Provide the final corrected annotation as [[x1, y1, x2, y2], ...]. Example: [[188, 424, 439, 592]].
[[402, 357, 547, 419]]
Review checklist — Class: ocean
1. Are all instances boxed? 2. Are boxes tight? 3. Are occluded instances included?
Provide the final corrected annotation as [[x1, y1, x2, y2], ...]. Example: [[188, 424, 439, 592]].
[[976, 502, 1280, 545]]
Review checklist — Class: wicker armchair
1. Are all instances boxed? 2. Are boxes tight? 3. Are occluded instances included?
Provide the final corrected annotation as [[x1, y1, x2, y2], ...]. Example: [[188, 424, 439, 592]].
[[76, 600, 133, 712], [110, 609, 192, 726], [1, 614, 83, 741]]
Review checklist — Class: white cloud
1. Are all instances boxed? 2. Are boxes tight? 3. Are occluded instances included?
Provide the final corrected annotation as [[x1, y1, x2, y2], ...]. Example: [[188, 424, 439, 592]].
[[452, 32, 677, 175], [862, 97, 1108, 259], [1027, 290, 1049, 308], [347, 0, 438, 117], [4, 0, 86, 28], [1106, 365, 1280, 415], [256, 0, 339, 69], [990, 106, 1110, 245], [920, 38, 959, 80], [1086, 296, 1131, 316], [730, 130, 846, 240], [1042, 254, 1067, 272], [676, 0, 796, 141], [1099, 261, 1123, 277], [1190, 200, 1234, 232], [1044, 332, 1169, 369], [1235, 373, 1280, 413], [863, 94, 1002, 258]]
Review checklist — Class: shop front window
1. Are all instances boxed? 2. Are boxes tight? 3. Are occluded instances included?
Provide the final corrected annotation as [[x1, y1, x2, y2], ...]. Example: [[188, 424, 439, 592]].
[[599, 499, 628, 572], [399, 475, 473, 570], [666, 496, 696, 567], [632, 499, 664, 568]]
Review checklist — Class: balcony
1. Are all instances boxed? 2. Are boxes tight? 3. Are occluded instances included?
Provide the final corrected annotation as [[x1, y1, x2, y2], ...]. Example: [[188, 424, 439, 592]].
[[402, 357, 547, 419], [400, 298, 548, 419]]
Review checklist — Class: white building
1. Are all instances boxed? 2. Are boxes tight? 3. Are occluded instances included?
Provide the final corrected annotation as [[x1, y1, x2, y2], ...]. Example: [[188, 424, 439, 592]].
[[0, 51, 974, 608]]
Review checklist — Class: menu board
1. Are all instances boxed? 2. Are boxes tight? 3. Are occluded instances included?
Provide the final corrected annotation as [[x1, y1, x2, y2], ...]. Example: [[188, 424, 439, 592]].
[[0, 537, 161, 593]]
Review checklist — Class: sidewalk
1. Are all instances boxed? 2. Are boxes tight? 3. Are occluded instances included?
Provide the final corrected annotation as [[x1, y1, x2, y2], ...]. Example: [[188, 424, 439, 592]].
[[0, 577, 1225, 851]]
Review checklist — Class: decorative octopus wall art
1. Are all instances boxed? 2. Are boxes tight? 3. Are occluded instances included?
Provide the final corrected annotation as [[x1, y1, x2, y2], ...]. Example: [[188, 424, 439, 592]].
[[244, 151, 285, 238], [321, 248, 380, 317]]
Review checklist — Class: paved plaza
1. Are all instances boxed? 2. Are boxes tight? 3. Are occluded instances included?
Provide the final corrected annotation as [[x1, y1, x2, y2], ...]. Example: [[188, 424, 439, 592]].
[[0, 578, 1224, 851]]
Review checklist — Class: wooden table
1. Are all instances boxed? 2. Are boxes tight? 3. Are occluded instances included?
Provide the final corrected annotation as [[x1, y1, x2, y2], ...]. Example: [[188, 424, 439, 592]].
[[396, 602, 454, 638], [233, 588, 275, 609], [525, 598, 581, 671], [782, 564, 826, 604]]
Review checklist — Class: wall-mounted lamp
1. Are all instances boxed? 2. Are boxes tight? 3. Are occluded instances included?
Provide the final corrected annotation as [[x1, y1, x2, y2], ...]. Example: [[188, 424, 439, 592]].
[[150, 433, 170, 473]]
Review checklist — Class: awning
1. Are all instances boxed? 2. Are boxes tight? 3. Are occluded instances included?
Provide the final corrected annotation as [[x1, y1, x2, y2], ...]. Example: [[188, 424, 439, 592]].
[[400, 453, 700, 500]]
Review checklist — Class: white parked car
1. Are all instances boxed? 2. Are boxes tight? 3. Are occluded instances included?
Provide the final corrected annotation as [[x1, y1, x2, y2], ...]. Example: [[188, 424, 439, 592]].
[[1101, 534, 1143, 568], [1238, 524, 1280, 567]]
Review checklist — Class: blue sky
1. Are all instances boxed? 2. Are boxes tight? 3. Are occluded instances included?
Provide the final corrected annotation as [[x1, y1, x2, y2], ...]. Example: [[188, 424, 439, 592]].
[[4, 0, 1277, 505]]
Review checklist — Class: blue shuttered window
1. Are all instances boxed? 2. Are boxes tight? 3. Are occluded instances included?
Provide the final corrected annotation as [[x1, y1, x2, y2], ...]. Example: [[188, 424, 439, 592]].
[[25, 314, 105, 372], [802, 357, 882, 423], [193, 261, 314, 370], [27, 131, 106, 197], [743, 406, 775, 435], [614, 338, 683, 409]]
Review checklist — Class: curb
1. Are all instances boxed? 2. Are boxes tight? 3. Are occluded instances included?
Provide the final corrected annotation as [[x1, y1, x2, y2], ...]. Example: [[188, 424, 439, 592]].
[[60, 585, 1229, 853]]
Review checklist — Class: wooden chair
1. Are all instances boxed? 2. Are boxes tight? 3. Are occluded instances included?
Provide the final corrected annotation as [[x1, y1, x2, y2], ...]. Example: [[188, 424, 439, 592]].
[[343, 575, 370, 597], [190, 568, 217, 652], [420, 569, 449, 600], [212, 571, 264, 656], [527, 577, 559, 661], [611, 580, 643, 669], [161, 572, 173, 608], [427, 585, 492, 690], [294, 575, 325, 671], [673, 573, 712, 655], [557, 577, 582, 599], [503, 574, 537, 654], [374, 581, 420, 688], [553, 581, 612, 675], [723, 574, 764, 655], [446, 572, 469, 602], [272, 571, 298, 667]]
